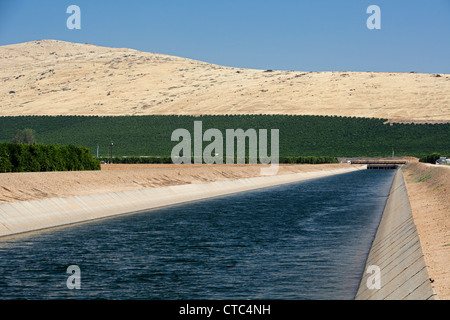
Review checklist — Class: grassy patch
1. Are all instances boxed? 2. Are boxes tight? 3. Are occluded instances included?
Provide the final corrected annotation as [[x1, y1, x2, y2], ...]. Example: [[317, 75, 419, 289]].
[[434, 183, 445, 191], [416, 174, 433, 183]]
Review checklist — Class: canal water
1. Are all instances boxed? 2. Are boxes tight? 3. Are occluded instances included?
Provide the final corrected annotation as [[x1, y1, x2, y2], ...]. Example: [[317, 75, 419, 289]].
[[0, 169, 395, 300]]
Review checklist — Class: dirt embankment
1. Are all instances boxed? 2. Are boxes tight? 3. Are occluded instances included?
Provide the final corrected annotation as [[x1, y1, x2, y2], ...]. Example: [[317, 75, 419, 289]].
[[403, 162, 450, 299], [0, 163, 353, 204]]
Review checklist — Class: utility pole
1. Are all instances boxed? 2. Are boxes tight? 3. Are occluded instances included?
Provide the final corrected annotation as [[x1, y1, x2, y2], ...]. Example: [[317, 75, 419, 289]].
[[96, 144, 99, 158], [110, 139, 113, 164], [392, 147, 394, 159]]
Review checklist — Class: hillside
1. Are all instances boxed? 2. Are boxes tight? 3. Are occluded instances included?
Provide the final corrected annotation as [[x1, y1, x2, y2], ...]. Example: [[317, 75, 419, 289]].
[[1, 40, 449, 122]]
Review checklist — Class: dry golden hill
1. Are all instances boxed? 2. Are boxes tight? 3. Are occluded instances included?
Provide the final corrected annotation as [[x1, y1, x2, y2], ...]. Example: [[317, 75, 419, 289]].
[[1, 39, 449, 122]]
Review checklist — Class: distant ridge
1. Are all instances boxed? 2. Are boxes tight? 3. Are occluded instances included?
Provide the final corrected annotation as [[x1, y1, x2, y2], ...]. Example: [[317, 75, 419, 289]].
[[1, 40, 449, 122]]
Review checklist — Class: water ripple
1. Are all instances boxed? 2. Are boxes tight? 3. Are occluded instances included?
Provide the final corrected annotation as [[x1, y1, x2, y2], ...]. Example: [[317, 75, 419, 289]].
[[0, 170, 395, 300]]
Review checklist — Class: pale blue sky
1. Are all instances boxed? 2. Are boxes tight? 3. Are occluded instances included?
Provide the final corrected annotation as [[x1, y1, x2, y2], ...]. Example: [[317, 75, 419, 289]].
[[1, 0, 449, 73]]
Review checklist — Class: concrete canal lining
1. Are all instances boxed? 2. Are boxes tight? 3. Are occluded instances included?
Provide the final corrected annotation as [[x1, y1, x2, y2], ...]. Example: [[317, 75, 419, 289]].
[[355, 169, 436, 300], [0, 166, 364, 238]]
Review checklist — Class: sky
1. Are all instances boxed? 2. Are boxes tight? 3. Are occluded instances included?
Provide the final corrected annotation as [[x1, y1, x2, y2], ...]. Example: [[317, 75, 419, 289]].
[[1, 0, 449, 73]]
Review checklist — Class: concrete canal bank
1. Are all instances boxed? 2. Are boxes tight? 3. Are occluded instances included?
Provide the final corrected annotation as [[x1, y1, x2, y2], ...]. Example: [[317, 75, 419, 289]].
[[355, 169, 436, 300], [0, 166, 364, 238]]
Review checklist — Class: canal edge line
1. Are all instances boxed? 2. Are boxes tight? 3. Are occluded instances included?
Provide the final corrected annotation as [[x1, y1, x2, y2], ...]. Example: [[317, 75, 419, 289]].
[[0, 165, 365, 239], [354, 168, 436, 300]]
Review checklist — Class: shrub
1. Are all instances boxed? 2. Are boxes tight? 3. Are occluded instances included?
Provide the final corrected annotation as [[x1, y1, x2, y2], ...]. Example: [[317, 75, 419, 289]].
[[419, 153, 441, 164], [0, 143, 100, 172]]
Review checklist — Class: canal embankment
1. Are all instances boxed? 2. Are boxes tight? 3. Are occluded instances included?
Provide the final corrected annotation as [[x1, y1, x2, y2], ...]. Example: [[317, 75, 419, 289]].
[[0, 164, 365, 238], [402, 162, 450, 299], [0, 163, 355, 204], [355, 168, 436, 300]]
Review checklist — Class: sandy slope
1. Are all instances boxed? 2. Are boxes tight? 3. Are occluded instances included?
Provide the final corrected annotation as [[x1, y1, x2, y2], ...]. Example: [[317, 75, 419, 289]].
[[403, 163, 450, 299], [1, 39, 449, 122], [0, 163, 354, 203]]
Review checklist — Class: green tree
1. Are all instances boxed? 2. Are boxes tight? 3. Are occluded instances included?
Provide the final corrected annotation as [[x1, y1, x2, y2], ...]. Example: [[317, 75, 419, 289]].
[[12, 128, 36, 144], [419, 153, 441, 164], [0, 144, 13, 172]]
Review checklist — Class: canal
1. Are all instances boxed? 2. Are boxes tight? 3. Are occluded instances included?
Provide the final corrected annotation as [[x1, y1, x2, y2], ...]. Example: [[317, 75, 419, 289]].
[[0, 169, 395, 299]]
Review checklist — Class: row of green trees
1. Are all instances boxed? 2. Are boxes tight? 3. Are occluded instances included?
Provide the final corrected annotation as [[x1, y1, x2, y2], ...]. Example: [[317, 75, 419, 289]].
[[99, 156, 172, 164], [99, 155, 338, 164], [1, 115, 449, 158], [0, 143, 100, 173], [419, 153, 449, 164], [278, 156, 338, 164]]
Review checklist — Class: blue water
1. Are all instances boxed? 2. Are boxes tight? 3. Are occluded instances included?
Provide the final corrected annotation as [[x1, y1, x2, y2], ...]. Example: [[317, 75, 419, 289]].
[[0, 169, 395, 300]]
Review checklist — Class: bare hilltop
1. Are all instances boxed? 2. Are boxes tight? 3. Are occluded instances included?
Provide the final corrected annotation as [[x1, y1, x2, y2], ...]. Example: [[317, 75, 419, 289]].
[[1, 39, 449, 122]]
